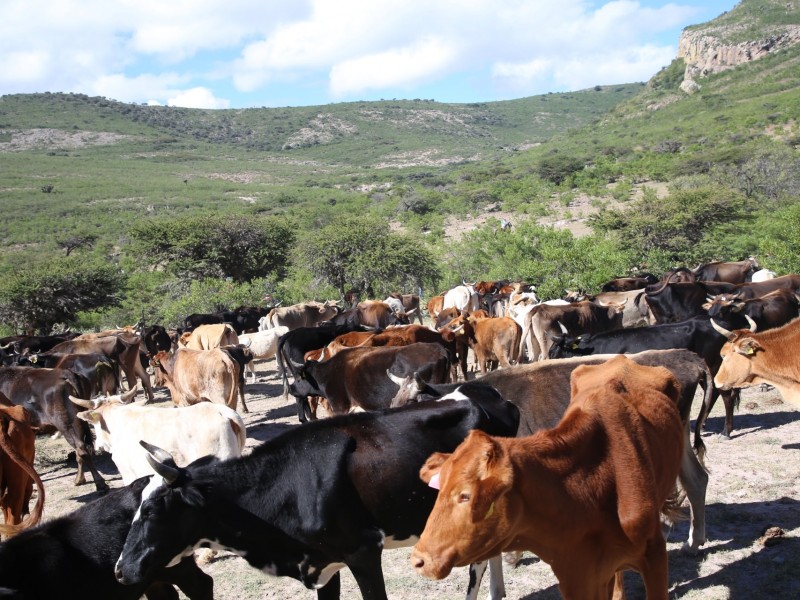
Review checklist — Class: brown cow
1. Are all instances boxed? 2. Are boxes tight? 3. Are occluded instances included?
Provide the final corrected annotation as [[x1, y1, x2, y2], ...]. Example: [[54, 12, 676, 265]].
[[150, 348, 246, 412], [426, 295, 445, 323], [713, 316, 800, 408], [265, 300, 340, 330], [447, 315, 521, 374], [390, 348, 710, 555], [179, 323, 239, 350], [0, 399, 44, 537], [48, 333, 155, 403], [410, 356, 684, 599], [693, 257, 760, 283]]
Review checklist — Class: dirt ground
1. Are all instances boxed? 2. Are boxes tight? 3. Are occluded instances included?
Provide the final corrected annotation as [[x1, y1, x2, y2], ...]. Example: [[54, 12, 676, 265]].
[[31, 358, 800, 600]]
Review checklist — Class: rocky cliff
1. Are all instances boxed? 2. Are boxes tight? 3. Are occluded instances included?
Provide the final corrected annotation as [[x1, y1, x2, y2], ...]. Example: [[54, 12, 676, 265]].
[[677, 19, 800, 93]]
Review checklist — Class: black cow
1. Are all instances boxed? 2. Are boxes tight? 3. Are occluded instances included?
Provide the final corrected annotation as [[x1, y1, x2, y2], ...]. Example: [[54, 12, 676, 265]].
[[20, 352, 119, 397], [704, 288, 800, 331], [276, 323, 372, 422], [290, 342, 451, 415], [644, 281, 737, 324], [0, 475, 213, 600], [547, 316, 740, 442], [0, 366, 107, 493], [140, 325, 172, 357], [9, 333, 79, 356], [116, 393, 520, 600]]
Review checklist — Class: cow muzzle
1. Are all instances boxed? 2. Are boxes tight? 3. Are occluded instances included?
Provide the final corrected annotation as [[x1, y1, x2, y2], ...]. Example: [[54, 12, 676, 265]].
[[409, 546, 455, 580]]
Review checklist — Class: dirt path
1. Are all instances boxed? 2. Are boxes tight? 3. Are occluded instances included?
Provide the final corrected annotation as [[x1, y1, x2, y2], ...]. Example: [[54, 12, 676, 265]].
[[32, 360, 800, 599]]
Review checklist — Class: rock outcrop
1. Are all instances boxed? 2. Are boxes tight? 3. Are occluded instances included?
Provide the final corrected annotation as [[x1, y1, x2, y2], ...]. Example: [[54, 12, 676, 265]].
[[677, 24, 800, 92]]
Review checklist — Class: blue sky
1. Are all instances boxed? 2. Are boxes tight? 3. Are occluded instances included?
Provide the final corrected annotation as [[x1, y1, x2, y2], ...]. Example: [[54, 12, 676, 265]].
[[0, 1, 739, 109]]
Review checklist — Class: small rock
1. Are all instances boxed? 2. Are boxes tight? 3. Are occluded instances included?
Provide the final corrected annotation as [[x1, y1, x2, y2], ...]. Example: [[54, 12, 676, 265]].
[[757, 526, 785, 547], [745, 401, 759, 410]]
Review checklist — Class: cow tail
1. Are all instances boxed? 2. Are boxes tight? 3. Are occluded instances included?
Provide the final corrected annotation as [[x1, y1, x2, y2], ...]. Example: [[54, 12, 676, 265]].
[[693, 367, 714, 465], [96, 357, 120, 393], [0, 413, 45, 536], [276, 340, 290, 400]]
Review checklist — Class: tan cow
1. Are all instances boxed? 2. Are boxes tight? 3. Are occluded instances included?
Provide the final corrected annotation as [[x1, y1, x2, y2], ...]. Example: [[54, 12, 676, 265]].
[[445, 315, 521, 374], [150, 348, 245, 412], [713, 316, 800, 407], [411, 356, 684, 599], [179, 323, 239, 350]]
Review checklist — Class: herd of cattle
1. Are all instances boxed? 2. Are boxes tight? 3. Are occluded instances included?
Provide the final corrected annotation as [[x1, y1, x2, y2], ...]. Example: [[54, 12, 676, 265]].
[[0, 256, 797, 598]]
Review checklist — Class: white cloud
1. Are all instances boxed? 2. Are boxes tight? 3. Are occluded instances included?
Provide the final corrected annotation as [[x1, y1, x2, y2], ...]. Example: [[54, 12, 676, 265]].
[[0, 0, 714, 105], [329, 37, 458, 97], [168, 87, 230, 109]]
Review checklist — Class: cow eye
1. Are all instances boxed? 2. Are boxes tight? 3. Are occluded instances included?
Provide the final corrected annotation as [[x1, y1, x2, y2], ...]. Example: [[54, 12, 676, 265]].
[[458, 492, 471, 503]]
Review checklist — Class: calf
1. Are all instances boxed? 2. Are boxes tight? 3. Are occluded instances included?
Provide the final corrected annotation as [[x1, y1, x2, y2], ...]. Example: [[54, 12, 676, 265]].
[[0, 475, 213, 600], [411, 356, 684, 599], [71, 388, 246, 485], [447, 315, 521, 374], [116, 394, 520, 600]]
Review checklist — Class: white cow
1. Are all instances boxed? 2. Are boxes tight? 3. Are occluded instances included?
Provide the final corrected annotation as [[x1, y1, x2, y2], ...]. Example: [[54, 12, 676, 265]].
[[443, 284, 480, 314], [751, 268, 777, 282], [238, 326, 289, 382], [70, 388, 246, 484]]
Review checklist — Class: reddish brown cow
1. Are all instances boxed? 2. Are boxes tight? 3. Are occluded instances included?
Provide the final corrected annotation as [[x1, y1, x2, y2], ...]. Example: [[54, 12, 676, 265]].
[[446, 315, 521, 374], [0, 398, 44, 537], [411, 356, 684, 599], [426, 295, 445, 323]]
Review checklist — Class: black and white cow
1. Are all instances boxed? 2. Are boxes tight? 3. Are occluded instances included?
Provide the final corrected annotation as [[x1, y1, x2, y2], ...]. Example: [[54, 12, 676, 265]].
[[0, 474, 213, 600], [115, 389, 520, 600]]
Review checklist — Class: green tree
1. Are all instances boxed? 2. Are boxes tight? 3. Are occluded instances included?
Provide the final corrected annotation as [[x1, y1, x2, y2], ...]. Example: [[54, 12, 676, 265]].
[[0, 259, 125, 333], [590, 186, 748, 269], [300, 215, 439, 298], [756, 203, 800, 274], [442, 218, 633, 299], [129, 215, 295, 282]]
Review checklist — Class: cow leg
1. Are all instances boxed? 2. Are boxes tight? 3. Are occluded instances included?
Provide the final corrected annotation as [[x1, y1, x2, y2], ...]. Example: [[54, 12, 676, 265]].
[[611, 571, 626, 600], [315, 572, 341, 600], [65, 421, 108, 493], [678, 424, 708, 553], [143, 582, 179, 600], [466, 561, 487, 600], [346, 552, 388, 600], [638, 537, 669, 600], [238, 386, 249, 414], [167, 557, 215, 600], [720, 389, 739, 438], [134, 359, 156, 403]]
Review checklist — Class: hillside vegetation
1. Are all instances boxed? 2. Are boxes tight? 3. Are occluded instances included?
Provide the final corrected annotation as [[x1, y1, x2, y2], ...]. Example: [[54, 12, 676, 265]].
[[0, 0, 799, 332]]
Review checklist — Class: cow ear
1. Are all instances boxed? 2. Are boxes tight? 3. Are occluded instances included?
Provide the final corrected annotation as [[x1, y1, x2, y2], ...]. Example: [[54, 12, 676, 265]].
[[76, 410, 100, 424], [178, 484, 206, 508], [738, 339, 763, 355], [420, 452, 451, 486], [470, 434, 512, 523]]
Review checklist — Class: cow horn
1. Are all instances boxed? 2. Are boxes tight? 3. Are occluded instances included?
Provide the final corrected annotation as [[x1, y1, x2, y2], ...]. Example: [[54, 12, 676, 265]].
[[710, 319, 735, 340], [145, 453, 180, 484], [69, 396, 95, 409], [120, 387, 138, 403], [139, 440, 175, 463], [558, 321, 569, 335], [745, 314, 758, 332], [386, 370, 409, 387]]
